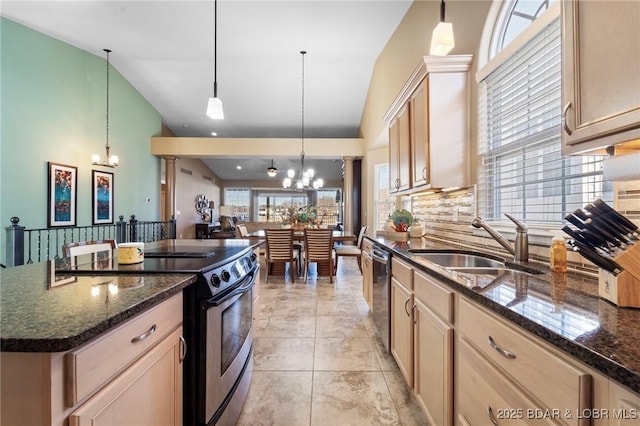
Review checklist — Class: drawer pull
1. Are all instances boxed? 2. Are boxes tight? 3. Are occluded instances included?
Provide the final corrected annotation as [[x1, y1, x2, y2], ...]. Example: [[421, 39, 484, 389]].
[[179, 335, 187, 363], [404, 298, 411, 316], [487, 406, 499, 426], [488, 335, 516, 359], [131, 324, 157, 343]]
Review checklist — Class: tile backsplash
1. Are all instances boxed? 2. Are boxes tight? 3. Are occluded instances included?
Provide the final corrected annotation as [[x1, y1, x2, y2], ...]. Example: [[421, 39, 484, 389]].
[[410, 182, 640, 276]]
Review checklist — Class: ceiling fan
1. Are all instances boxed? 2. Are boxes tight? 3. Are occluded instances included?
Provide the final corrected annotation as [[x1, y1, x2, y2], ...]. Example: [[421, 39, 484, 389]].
[[266, 159, 278, 177]]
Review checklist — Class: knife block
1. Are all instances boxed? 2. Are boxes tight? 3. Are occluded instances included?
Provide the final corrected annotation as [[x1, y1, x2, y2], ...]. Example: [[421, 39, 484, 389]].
[[598, 244, 640, 308], [599, 269, 640, 308], [614, 243, 640, 281]]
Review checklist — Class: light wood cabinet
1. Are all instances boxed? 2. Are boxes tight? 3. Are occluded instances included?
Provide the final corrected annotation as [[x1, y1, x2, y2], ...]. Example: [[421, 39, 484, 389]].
[[362, 250, 373, 310], [561, 0, 640, 154], [414, 298, 453, 426], [391, 278, 414, 386], [457, 338, 556, 426], [389, 104, 411, 193], [457, 296, 593, 426], [69, 327, 183, 426], [385, 55, 473, 194], [609, 382, 640, 426], [0, 294, 184, 426], [413, 271, 455, 426]]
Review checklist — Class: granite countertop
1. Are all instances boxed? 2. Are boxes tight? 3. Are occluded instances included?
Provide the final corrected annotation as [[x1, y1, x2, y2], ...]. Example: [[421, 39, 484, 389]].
[[367, 235, 640, 394], [0, 239, 261, 353]]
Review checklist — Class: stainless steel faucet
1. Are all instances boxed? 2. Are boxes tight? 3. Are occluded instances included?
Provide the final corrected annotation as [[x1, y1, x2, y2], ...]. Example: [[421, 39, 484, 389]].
[[472, 214, 529, 262]]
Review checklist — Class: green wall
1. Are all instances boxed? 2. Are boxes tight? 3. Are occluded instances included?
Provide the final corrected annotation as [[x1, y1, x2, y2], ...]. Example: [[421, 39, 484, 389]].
[[0, 18, 162, 263]]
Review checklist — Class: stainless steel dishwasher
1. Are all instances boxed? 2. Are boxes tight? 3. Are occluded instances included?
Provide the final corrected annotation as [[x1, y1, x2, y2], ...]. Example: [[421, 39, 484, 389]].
[[371, 247, 391, 352]]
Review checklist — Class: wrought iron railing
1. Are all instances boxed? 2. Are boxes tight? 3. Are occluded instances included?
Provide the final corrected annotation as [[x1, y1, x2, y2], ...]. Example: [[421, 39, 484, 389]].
[[4, 215, 176, 267]]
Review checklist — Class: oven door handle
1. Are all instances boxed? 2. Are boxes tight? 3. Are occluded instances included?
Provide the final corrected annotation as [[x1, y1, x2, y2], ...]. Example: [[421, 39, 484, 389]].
[[209, 270, 256, 306]]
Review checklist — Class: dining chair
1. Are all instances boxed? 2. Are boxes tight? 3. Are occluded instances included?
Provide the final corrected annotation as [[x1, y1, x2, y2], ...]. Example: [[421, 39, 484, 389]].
[[334, 225, 368, 274], [236, 224, 249, 238], [264, 229, 299, 283], [62, 240, 117, 257], [303, 228, 335, 283]]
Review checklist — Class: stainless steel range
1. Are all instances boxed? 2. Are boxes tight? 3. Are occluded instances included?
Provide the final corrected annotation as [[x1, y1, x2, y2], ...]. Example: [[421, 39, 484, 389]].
[[60, 243, 258, 426]]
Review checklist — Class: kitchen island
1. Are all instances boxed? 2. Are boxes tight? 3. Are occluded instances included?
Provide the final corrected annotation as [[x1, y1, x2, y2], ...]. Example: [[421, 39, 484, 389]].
[[367, 235, 640, 424], [0, 238, 261, 426]]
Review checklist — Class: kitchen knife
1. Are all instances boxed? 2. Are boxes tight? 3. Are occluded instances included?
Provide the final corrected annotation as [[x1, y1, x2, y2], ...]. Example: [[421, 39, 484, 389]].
[[561, 226, 611, 255], [570, 210, 625, 249], [583, 204, 637, 242], [565, 213, 620, 250], [569, 240, 623, 275], [592, 199, 638, 232]]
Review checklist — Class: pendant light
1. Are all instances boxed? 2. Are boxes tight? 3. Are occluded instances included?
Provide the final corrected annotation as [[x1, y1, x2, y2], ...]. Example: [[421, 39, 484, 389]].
[[92, 48, 119, 168], [267, 159, 278, 177], [429, 0, 455, 56], [283, 51, 323, 190], [206, 0, 224, 119]]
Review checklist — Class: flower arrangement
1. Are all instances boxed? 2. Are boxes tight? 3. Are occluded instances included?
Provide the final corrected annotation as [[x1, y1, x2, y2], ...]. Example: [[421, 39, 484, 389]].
[[282, 205, 323, 228], [388, 209, 414, 232]]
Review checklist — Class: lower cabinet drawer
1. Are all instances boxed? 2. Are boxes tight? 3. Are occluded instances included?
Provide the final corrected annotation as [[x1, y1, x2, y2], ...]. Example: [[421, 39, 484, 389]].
[[65, 293, 183, 406], [457, 338, 557, 426], [458, 297, 591, 426], [68, 327, 183, 426]]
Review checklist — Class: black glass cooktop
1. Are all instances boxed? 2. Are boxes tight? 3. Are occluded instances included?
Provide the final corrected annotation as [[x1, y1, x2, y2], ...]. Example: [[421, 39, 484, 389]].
[[56, 246, 249, 275], [144, 246, 217, 258]]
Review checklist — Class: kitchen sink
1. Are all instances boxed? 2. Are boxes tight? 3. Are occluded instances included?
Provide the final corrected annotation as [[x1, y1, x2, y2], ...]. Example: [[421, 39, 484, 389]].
[[409, 250, 505, 268], [409, 250, 545, 275]]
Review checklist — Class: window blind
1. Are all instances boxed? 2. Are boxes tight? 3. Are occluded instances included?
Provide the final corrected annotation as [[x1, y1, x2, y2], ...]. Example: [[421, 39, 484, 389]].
[[374, 164, 395, 230], [477, 17, 612, 225]]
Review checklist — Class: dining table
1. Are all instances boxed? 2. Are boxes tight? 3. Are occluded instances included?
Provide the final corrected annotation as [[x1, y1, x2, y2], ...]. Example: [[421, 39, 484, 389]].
[[245, 229, 356, 243]]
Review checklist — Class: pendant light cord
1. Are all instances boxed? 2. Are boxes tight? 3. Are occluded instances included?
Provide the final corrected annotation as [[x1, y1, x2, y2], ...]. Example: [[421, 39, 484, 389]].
[[213, 0, 218, 98], [300, 50, 306, 173], [104, 48, 111, 153], [440, 0, 446, 22]]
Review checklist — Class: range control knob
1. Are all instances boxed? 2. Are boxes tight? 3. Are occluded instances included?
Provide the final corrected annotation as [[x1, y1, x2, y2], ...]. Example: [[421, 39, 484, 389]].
[[210, 274, 221, 288], [221, 270, 231, 282], [250, 253, 257, 263]]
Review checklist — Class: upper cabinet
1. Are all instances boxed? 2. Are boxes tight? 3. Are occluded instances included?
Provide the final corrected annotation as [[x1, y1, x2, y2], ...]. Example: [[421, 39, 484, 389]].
[[389, 104, 412, 193], [561, 0, 640, 154], [385, 55, 473, 194]]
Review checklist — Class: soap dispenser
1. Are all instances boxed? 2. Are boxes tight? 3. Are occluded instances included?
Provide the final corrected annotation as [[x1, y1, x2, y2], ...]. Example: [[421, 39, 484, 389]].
[[549, 233, 567, 273]]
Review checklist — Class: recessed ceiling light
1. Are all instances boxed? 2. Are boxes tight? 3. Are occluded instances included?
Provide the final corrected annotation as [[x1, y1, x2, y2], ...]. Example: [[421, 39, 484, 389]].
[[182, 124, 188, 128], [211, 131, 217, 136], [236, 165, 242, 170]]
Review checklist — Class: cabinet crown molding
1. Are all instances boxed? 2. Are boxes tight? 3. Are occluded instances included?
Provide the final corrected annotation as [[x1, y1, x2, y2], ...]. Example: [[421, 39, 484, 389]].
[[384, 55, 473, 123]]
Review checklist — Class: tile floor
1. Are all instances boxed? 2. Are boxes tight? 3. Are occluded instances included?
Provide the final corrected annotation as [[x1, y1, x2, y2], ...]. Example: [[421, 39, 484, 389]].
[[237, 257, 429, 426]]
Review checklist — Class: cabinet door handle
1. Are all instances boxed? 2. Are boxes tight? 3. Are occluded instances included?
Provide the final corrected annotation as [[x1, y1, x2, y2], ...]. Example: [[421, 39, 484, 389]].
[[131, 324, 157, 343], [179, 335, 187, 363], [486, 406, 500, 426], [488, 335, 516, 359], [562, 101, 573, 135], [404, 298, 411, 316], [422, 167, 427, 181], [412, 304, 417, 325]]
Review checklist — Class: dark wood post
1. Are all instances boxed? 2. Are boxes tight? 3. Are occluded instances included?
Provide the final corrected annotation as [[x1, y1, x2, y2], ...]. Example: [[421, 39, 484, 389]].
[[5, 217, 25, 266]]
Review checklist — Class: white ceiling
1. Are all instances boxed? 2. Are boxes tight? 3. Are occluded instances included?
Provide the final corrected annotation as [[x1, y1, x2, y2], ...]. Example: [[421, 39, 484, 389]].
[[1, 0, 414, 180]]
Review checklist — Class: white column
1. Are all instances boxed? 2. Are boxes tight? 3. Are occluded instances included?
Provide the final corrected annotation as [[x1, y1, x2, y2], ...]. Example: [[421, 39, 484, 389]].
[[163, 157, 177, 221]]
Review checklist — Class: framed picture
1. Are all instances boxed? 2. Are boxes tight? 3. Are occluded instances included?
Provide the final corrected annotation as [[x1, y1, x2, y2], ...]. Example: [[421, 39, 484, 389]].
[[92, 170, 114, 225], [48, 257, 77, 288], [48, 162, 78, 228]]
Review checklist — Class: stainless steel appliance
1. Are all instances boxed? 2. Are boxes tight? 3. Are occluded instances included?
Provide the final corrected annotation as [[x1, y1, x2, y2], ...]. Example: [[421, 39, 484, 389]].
[[179, 246, 257, 426], [59, 244, 258, 426], [371, 246, 391, 352]]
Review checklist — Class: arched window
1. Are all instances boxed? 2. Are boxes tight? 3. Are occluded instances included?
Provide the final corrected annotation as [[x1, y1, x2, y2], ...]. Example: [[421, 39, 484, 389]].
[[477, 1, 612, 225]]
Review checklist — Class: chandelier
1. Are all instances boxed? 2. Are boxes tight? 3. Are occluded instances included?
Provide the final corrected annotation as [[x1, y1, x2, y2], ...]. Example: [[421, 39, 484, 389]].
[[283, 51, 324, 190], [92, 48, 119, 168]]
